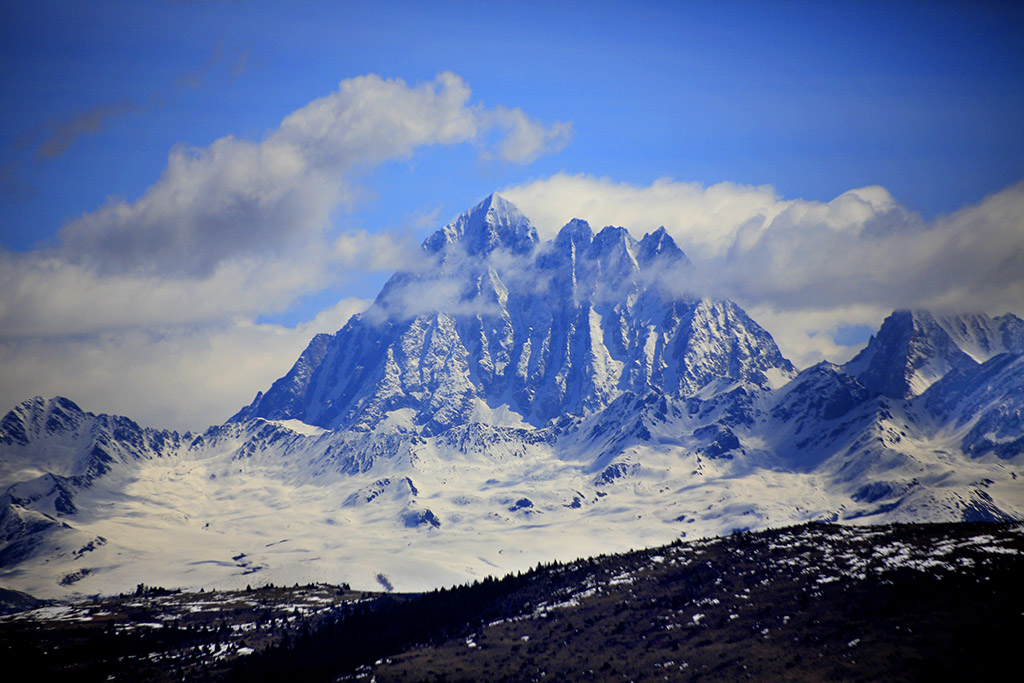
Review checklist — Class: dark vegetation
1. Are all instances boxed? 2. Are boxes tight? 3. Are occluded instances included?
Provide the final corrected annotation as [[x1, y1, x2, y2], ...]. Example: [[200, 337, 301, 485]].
[[2, 522, 1021, 682], [0, 582, 362, 681]]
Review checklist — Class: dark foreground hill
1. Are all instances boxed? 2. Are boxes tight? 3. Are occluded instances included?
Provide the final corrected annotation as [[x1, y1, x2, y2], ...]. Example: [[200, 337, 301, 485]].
[[3, 521, 1020, 681], [244, 521, 1024, 682]]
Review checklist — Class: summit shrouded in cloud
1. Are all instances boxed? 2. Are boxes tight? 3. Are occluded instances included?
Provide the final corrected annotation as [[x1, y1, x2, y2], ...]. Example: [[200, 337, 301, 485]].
[[232, 193, 793, 432], [504, 175, 1024, 367]]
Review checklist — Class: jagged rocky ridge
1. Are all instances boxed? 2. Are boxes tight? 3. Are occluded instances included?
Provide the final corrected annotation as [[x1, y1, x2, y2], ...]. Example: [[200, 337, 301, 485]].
[[1, 193, 1022, 598], [231, 193, 792, 432]]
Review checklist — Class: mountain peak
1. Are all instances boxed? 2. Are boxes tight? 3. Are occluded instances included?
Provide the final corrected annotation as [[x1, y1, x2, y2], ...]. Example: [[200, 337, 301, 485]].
[[422, 192, 538, 256], [479, 190, 515, 216], [638, 226, 691, 267], [555, 218, 593, 244], [843, 309, 1024, 399], [551, 218, 594, 257], [590, 224, 633, 247]]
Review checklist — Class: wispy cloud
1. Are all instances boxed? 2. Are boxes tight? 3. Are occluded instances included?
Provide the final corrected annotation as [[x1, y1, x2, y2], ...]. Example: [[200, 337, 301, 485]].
[[4, 37, 248, 185], [333, 230, 421, 273], [231, 48, 250, 79], [17, 101, 141, 160], [175, 38, 225, 90], [480, 107, 573, 164]]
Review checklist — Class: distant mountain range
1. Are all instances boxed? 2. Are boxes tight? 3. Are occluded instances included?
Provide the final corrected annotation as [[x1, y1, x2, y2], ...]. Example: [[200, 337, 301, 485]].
[[2, 193, 1022, 598]]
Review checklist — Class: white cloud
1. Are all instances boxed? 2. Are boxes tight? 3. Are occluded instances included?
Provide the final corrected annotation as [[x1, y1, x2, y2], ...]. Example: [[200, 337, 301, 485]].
[[332, 230, 421, 273], [481, 107, 572, 164], [363, 275, 503, 325], [504, 173, 790, 256], [743, 304, 891, 369], [0, 252, 323, 337], [0, 298, 368, 431], [504, 174, 1024, 367], [56, 72, 570, 278], [0, 73, 570, 428]]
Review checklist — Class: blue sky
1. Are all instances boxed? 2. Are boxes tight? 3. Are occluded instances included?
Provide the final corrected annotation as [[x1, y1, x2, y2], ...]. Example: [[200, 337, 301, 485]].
[[5, 1, 1023, 241], [2, 0, 1023, 429]]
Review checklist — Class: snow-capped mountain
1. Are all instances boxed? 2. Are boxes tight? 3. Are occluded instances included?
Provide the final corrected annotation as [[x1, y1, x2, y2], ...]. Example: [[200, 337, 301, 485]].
[[1, 193, 1022, 599], [231, 192, 792, 433]]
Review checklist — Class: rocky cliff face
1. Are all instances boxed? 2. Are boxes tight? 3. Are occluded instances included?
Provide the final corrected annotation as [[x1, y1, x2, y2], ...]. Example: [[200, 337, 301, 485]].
[[232, 193, 794, 432]]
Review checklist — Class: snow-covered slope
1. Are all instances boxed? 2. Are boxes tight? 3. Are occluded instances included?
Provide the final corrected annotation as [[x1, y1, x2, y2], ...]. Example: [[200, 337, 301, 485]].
[[1, 194, 1022, 599]]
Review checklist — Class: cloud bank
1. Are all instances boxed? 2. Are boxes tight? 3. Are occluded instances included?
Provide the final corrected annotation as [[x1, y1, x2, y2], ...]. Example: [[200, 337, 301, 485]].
[[0, 298, 367, 434], [0, 73, 570, 429], [504, 174, 1024, 366], [57, 72, 569, 279]]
